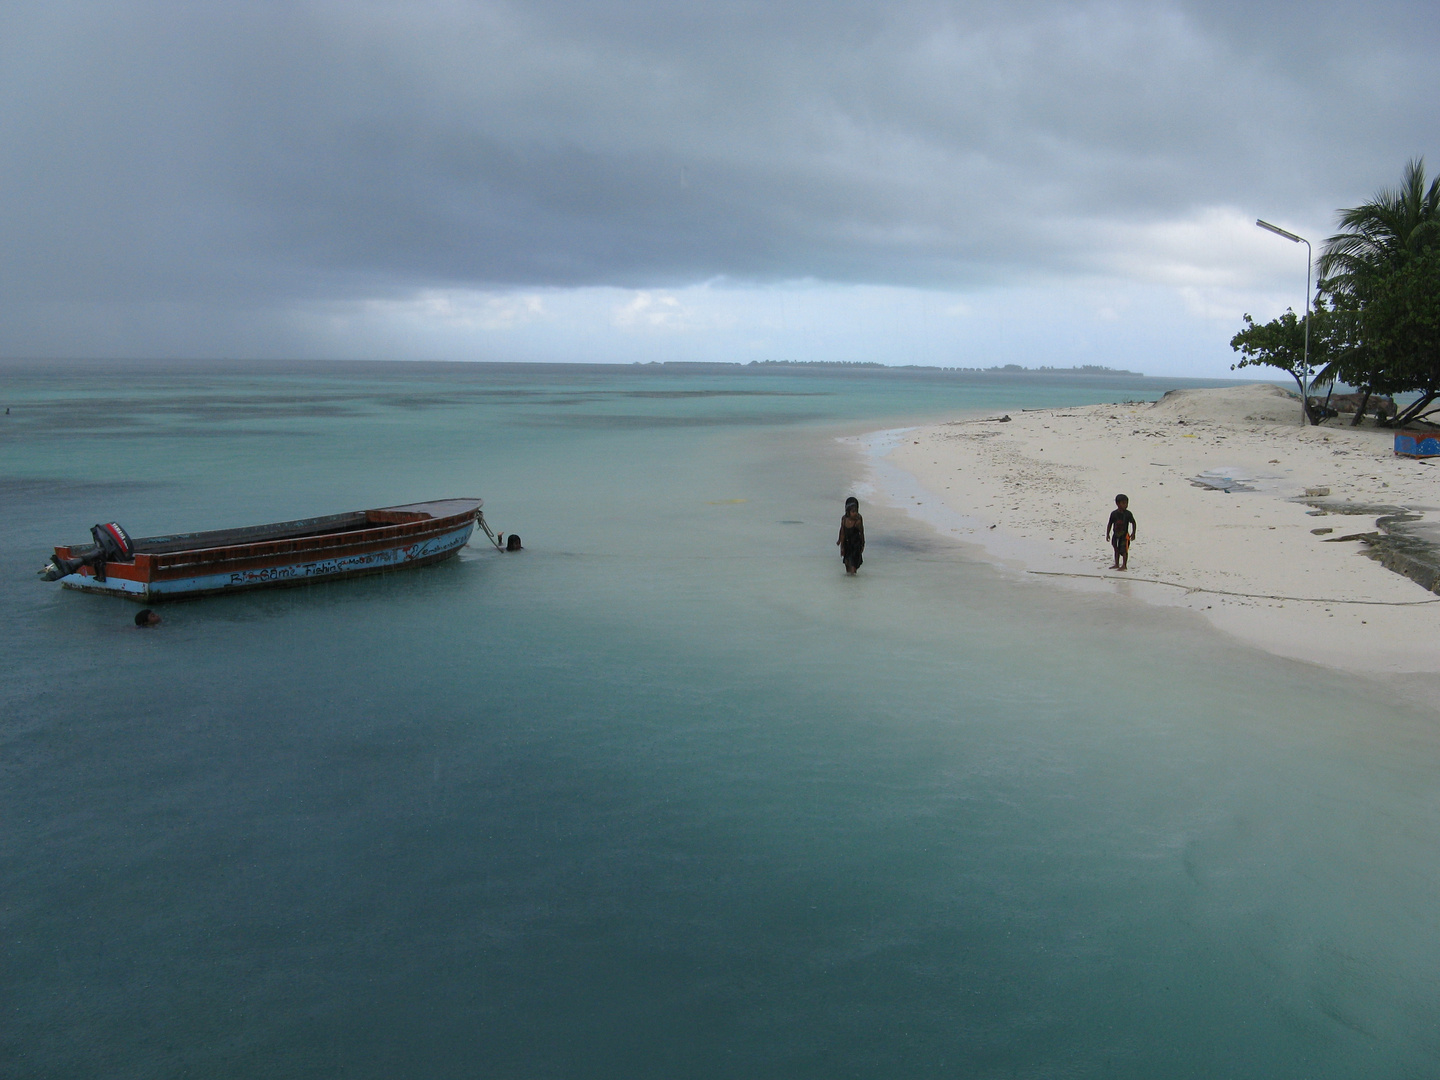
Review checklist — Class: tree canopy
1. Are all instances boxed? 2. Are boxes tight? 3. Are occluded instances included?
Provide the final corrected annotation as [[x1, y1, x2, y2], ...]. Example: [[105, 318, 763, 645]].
[[1361, 248, 1440, 404], [1230, 307, 1322, 423]]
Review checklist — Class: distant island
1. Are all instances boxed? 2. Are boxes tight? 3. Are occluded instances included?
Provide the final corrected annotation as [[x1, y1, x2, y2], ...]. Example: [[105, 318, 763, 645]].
[[744, 361, 1145, 375], [629, 360, 1145, 375]]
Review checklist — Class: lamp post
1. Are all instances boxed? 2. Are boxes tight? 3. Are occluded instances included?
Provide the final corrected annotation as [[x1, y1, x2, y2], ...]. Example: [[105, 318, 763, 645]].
[[1256, 218, 1312, 424]]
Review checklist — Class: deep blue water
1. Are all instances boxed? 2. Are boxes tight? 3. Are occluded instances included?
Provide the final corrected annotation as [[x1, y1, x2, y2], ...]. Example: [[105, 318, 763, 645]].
[[3, 361, 1439, 1078]]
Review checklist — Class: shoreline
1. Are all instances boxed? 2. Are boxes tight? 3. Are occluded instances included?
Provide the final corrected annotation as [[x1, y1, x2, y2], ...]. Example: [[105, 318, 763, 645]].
[[856, 384, 1440, 675]]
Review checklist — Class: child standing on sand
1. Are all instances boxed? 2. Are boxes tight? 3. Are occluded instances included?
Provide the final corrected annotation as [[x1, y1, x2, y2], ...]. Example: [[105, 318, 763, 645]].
[[1106, 494, 1136, 570]]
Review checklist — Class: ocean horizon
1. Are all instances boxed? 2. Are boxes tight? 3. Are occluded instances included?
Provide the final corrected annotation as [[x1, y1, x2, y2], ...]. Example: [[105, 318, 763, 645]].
[[4, 359, 1438, 1078]]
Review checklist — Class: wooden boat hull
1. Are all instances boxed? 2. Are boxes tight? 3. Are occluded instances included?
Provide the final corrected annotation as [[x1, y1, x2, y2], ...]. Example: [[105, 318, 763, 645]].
[[48, 499, 484, 603]]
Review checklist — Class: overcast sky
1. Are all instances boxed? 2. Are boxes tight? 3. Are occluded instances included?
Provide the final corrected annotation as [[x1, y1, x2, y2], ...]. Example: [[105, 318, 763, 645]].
[[2, 1, 1436, 374]]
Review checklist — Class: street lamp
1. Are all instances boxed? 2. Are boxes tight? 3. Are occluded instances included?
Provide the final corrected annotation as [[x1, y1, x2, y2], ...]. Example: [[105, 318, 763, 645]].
[[1256, 218, 1312, 424]]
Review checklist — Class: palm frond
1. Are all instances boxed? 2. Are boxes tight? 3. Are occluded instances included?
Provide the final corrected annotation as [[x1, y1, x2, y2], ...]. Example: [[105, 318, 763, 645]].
[[1317, 158, 1436, 281]]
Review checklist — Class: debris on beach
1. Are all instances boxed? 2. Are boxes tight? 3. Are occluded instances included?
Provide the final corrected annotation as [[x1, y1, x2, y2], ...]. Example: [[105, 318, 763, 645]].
[[1189, 469, 1261, 493]]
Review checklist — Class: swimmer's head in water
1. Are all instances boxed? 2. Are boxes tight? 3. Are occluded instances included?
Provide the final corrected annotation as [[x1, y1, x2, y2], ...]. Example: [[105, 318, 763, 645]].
[[134, 609, 161, 627], [506, 533, 522, 551], [1115, 494, 1128, 506]]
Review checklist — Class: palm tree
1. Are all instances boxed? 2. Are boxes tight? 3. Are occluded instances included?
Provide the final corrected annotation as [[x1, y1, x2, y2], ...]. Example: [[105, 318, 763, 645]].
[[1317, 158, 1440, 426], [1318, 157, 1440, 287]]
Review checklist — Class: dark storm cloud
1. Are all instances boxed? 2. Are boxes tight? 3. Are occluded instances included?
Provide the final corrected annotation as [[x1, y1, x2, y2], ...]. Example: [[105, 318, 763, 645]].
[[0, 0, 1436, 319]]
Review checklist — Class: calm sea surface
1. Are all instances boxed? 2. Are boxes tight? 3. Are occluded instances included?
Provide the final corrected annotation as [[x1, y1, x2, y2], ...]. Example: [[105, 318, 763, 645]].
[[3, 361, 1438, 1078]]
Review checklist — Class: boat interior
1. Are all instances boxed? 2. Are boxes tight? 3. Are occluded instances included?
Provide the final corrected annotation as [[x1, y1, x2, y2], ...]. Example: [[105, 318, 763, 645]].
[[132, 511, 375, 554], [65, 500, 481, 557]]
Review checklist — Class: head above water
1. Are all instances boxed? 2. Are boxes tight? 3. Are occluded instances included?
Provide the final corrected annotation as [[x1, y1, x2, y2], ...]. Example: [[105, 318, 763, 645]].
[[134, 608, 161, 627], [845, 496, 859, 513], [506, 533, 523, 551], [1115, 494, 1129, 507]]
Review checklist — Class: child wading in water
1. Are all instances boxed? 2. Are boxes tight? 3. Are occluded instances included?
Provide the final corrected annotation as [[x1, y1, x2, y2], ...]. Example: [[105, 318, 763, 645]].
[[1106, 494, 1136, 570], [837, 496, 865, 575]]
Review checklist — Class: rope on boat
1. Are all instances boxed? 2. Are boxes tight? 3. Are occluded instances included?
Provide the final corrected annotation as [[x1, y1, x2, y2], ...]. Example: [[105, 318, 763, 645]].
[[1026, 570, 1440, 606], [473, 509, 505, 551]]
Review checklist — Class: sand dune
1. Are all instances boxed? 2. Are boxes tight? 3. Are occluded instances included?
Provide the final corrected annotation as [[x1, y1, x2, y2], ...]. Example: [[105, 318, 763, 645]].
[[881, 383, 1440, 673]]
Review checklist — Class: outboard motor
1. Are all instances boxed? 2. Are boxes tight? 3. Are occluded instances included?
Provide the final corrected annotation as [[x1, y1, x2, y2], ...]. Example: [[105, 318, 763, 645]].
[[91, 522, 134, 562], [38, 522, 134, 582]]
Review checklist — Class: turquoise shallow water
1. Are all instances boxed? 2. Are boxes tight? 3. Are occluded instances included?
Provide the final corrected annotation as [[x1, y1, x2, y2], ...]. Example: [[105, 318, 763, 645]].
[[3, 361, 1439, 1078]]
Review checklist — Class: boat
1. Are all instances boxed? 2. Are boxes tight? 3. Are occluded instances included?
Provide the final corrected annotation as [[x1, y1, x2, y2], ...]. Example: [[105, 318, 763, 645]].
[[38, 498, 498, 602]]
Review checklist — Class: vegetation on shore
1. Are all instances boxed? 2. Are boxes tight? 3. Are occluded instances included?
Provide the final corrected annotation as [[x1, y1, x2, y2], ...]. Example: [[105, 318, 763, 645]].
[[1231, 158, 1440, 426]]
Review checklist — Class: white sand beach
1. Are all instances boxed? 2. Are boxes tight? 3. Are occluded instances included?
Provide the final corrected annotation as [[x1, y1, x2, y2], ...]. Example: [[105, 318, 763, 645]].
[[877, 383, 1440, 674]]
